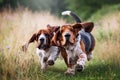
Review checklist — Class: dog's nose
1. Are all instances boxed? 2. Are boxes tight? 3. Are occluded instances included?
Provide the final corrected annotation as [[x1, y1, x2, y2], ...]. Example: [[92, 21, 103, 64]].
[[65, 33, 71, 39], [40, 38, 44, 43]]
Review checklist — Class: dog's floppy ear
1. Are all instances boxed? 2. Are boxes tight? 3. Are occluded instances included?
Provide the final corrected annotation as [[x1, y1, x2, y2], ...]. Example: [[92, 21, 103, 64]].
[[72, 23, 83, 33], [81, 22, 94, 32], [22, 33, 37, 52], [47, 24, 60, 39], [47, 24, 53, 32], [28, 33, 37, 43], [47, 24, 60, 33], [51, 29, 61, 46]]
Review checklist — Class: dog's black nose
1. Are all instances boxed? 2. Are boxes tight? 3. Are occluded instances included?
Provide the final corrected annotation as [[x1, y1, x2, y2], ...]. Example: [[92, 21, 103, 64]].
[[65, 34, 71, 41], [40, 38, 44, 42], [65, 33, 71, 39]]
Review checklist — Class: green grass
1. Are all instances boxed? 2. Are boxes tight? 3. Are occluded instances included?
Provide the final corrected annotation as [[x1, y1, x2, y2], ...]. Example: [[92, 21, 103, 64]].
[[0, 54, 120, 80], [46, 59, 120, 80]]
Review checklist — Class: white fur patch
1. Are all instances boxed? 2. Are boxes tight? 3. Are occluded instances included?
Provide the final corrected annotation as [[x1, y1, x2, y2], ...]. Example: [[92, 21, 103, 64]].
[[87, 53, 93, 61], [74, 41, 83, 56], [64, 38, 87, 72], [77, 53, 87, 66], [53, 32, 56, 35], [36, 48, 46, 69], [38, 33, 46, 44], [77, 33, 81, 42], [36, 48, 45, 58], [47, 46, 59, 61], [61, 11, 71, 16], [65, 41, 83, 60], [36, 46, 59, 69]]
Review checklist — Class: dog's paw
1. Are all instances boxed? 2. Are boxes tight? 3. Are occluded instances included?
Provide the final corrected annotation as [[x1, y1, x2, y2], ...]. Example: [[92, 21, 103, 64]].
[[75, 64, 84, 72], [87, 53, 92, 61], [47, 60, 54, 66], [64, 68, 75, 75]]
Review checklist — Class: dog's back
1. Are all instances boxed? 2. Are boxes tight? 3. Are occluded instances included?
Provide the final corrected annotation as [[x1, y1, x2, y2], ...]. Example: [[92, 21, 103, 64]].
[[79, 29, 95, 56]]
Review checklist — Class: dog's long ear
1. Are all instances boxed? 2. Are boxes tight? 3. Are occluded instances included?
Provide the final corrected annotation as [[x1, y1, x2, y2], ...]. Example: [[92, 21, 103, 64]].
[[72, 23, 83, 33], [81, 22, 94, 32], [22, 33, 37, 52], [47, 24, 60, 33], [47, 24, 60, 37], [51, 29, 61, 46], [47, 24, 53, 33], [28, 33, 37, 43]]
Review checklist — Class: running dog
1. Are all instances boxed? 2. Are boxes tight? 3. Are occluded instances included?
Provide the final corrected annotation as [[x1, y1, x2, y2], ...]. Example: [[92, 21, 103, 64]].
[[51, 11, 95, 75], [22, 25, 60, 72]]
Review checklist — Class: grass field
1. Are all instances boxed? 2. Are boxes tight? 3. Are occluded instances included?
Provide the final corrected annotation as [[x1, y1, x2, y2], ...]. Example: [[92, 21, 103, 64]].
[[0, 8, 120, 80]]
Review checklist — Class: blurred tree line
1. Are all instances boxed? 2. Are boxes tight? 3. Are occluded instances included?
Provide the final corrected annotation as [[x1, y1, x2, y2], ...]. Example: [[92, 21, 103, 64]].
[[0, 0, 67, 15], [0, 0, 120, 20]]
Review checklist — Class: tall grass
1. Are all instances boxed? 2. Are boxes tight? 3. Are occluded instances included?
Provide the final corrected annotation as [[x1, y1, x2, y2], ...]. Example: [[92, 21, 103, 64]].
[[93, 12, 120, 67], [0, 9, 66, 80], [0, 8, 120, 80]]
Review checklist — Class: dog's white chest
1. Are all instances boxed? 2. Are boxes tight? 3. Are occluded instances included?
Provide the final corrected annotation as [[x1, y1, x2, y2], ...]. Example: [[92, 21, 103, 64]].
[[65, 42, 83, 58], [36, 46, 59, 57]]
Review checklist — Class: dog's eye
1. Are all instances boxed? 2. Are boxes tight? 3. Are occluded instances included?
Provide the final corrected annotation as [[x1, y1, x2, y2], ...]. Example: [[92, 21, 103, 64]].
[[45, 34, 49, 37]]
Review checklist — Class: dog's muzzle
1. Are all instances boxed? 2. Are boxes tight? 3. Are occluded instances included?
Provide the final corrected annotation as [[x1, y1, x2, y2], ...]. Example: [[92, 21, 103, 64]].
[[65, 33, 71, 41], [40, 38, 45, 43], [37, 37, 47, 49]]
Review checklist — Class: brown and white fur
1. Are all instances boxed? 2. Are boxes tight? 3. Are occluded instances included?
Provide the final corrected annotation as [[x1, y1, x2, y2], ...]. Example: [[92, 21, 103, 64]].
[[61, 10, 95, 61], [51, 21, 95, 75], [22, 25, 60, 72]]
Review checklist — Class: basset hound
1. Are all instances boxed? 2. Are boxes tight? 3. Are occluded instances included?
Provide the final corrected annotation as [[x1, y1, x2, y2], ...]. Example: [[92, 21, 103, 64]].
[[51, 11, 95, 75], [22, 25, 60, 72]]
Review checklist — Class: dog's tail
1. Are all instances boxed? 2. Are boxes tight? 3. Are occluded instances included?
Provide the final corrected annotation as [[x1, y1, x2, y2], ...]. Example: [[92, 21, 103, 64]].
[[61, 11, 81, 23]]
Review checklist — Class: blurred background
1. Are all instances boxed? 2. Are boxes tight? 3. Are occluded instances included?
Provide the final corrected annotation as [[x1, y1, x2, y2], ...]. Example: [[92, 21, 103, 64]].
[[0, 0, 120, 80], [0, 0, 120, 20]]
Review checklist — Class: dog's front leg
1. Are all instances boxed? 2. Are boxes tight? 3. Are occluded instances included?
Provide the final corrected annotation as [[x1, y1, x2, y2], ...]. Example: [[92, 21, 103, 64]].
[[40, 55, 48, 73], [76, 53, 87, 72], [64, 50, 76, 75], [36, 48, 48, 73], [47, 46, 59, 66], [64, 67, 75, 75]]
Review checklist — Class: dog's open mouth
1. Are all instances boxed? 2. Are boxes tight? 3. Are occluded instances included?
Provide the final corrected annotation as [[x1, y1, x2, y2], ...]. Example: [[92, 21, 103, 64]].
[[38, 44, 49, 50]]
